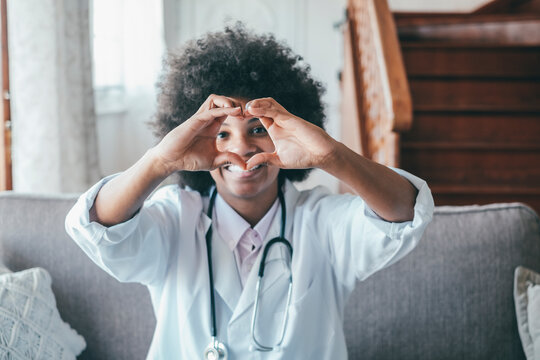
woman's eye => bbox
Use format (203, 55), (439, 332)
(216, 132), (228, 139)
(251, 126), (267, 135)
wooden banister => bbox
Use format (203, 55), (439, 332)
(0, 0), (12, 191)
(341, 0), (412, 169)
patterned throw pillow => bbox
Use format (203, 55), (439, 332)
(0, 267), (86, 359)
(514, 266), (540, 360)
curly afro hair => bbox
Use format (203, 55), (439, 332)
(152, 23), (326, 195)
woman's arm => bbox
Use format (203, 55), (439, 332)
(89, 148), (170, 226)
(320, 143), (416, 222)
(91, 95), (245, 226)
(244, 97), (417, 223)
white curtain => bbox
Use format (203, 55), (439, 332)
(93, 0), (165, 176)
(8, 0), (99, 193)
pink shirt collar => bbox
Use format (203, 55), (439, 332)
(213, 193), (280, 251)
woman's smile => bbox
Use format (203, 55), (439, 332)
(223, 163), (265, 177)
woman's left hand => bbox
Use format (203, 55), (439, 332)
(244, 98), (337, 170)
(245, 98), (417, 222)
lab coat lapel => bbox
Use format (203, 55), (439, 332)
(203, 213), (243, 313)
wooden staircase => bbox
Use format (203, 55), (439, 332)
(397, 15), (540, 212)
(341, 0), (540, 214)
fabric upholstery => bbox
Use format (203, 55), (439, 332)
(1, 192), (539, 359)
(0, 193), (155, 360)
(344, 203), (540, 360)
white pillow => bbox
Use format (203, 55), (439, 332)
(0, 266), (86, 359)
(514, 266), (540, 360)
(529, 284), (540, 360)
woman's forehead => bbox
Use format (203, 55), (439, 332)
(221, 116), (261, 127)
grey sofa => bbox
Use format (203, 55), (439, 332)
(0, 192), (539, 359)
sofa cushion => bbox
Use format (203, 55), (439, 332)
(344, 203), (540, 360)
(0, 266), (86, 359)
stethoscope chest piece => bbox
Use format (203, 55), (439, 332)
(204, 339), (228, 360)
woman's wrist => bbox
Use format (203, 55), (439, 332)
(145, 146), (177, 180)
(317, 140), (348, 176)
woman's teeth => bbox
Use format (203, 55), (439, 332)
(226, 164), (263, 173)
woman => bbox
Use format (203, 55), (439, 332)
(66, 25), (433, 359)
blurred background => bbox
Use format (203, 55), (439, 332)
(0, 0), (539, 212)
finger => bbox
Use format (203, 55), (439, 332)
(245, 98), (274, 110)
(213, 151), (246, 170)
(257, 116), (280, 146)
(245, 102), (282, 120)
(246, 152), (281, 169)
(189, 107), (242, 131)
(196, 94), (216, 113)
(198, 106), (241, 122)
(211, 96), (243, 110)
(258, 116), (274, 130)
(197, 94), (240, 113)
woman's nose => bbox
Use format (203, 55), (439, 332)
(224, 134), (257, 157)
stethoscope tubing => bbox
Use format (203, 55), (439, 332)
(250, 244), (293, 351)
(205, 184), (292, 356)
(206, 189), (219, 338)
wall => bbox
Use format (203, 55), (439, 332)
(97, 0), (347, 192)
(94, 0), (490, 192)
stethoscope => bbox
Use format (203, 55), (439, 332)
(203, 186), (293, 360)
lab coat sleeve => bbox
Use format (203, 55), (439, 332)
(306, 168), (434, 291)
(65, 174), (182, 286)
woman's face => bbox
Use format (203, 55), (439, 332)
(209, 98), (280, 202)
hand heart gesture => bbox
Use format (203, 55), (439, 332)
(244, 98), (335, 171)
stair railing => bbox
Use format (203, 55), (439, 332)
(341, 0), (412, 168)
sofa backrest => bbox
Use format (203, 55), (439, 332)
(0, 192), (155, 360)
(344, 202), (540, 360)
(1, 193), (539, 359)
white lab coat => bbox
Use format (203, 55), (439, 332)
(65, 168), (434, 359)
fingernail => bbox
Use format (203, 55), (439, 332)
(245, 101), (252, 110)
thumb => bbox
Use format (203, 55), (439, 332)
(259, 116), (274, 130)
(246, 152), (281, 169)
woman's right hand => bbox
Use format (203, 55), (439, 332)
(152, 95), (248, 175)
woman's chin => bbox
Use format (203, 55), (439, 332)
(226, 183), (267, 199)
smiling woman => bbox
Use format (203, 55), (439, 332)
(209, 99), (281, 225)
(152, 24), (326, 196)
(65, 23), (434, 359)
